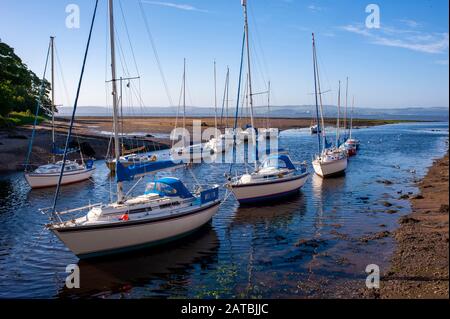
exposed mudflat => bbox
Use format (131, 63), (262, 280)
(375, 154), (449, 298)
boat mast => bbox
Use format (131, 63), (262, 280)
(312, 33), (322, 154)
(108, 0), (124, 203)
(313, 35), (326, 150)
(242, 0), (257, 169)
(50, 36), (56, 163)
(183, 58), (186, 147)
(214, 60), (218, 131)
(226, 66), (230, 128)
(345, 76), (348, 139)
(120, 76), (124, 153)
(336, 80), (341, 147)
(267, 81), (271, 129)
(350, 96), (354, 139)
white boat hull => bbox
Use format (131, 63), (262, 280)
(171, 143), (214, 162)
(51, 202), (220, 258)
(231, 173), (309, 204)
(312, 157), (347, 178)
(25, 168), (95, 189)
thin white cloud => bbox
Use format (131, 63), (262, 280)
(398, 19), (421, 28)
(142, 1), (209, 13)
(340, 24), (449, 54)
(435, 59), (449, 65)
(307, 4), (323, 12)
(340, 25), (371, 36)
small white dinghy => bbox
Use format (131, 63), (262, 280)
(25, 160), (95, 189)
(228, 154), (309, 204)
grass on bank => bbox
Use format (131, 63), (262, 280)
(0, 111), (46, 128)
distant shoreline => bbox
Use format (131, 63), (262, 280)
(56, 106), (450, 122)
(55, 115), (444, 123)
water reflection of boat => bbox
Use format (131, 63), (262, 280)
(57, 225), (219, 298)
(231, 192), (306, 226)
(311, 172), (346, 200)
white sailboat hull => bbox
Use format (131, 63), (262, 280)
(231, 174), (309, 204)
(51, 202), (220, 258)
(312, 157), (347, 178)
(25, 168), (95, 189)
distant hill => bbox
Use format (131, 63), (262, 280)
(57, 105), (449, 121)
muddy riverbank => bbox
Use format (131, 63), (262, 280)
(0, 125), (170, 172)
(374, 153), (449, 298)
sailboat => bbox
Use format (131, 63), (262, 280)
(258, 81), (278, 140)
(24, 36), (95, 189)
(170, 59), (214, 162)
(343, 96), (360, 154)
(204, 62), (234, 154)
(339, 78), (357, 156)
(45, 0), (221, 258)
(227, 0), (309, 204)
(311, 33), (347, 178)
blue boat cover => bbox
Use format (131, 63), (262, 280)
(261, 154), (296, 170)
(116, 159), (183, 182)
(145, 177), (194, 199)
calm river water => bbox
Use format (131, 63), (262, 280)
(0, 122), (448, 298)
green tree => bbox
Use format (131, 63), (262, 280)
(0, 40), (51, 116)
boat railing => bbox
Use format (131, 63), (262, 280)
(40, 203), (103, 217)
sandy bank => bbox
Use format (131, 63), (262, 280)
(377, 154), (449, 298)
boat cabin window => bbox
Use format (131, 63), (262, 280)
(262, 158), (288, 169)
(145, 182), (178, 196)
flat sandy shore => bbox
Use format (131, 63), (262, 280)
(68, 116), (409, 135)
(376, 153), (449, 298)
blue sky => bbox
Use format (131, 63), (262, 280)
(0, 0), (448, 109)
